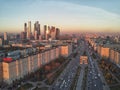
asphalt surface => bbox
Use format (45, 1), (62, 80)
(51, 41), (104, 90)
(76, 65), (85, 90)
(86, 44), (103, 90)
(51, 45), (84, 90)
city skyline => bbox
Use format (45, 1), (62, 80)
(0, 0), (120, 33)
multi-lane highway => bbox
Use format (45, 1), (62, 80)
(51, 43), (84, 90)
(86, 43), (103, 90)
(50, 40), (104, 90)
(52, 57), (79, 90)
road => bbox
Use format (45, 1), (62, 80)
(86, 43), (103, 90)
(76, 65), (85, 90)
(51, 55), (79, 90)
(50, 43), (84, 90)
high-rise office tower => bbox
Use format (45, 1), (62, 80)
(24, 23), (27, 32)
(50, 26), (56, 40)
(4, 32), (8, 41)
(27, 21), (31, 39)
(44, 25), (51, 40)
(34, 21), (40, 40)
(48, 26), (51, 31)
(4, 32), (8, 45)
(0, 38), (3, 46)
(34, 31), (38, 40)
(44, 25), (47, 34)
(56, 28), (60, 40)
(24, 23), (27, 39)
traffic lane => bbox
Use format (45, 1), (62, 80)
(88, 63), (102, 89)
(53, 59), (79, 90)
(52, 46), (84, 90)
(89, 67), (103, 89)
(87, 72), (92, 90)
(58, 68), (77, 89)
(87, 47), (103, 90)
(97, 77), (103, 90)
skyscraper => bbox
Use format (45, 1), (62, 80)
(56, 28), (60, 40)
(34, 21), (40, 40)
(44, 25), (51, 40)
(24, 23), (27, 32)
(50, 26), (56, 40)
(27, 21), (31, 39)
(24, 23), (27, 39)
(0, 38), (3, 46)
(4, 32), (8, 41)
(4, 32), (8, 45)
(34, 31), (38, 40)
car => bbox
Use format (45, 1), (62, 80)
(95, 76), (97, 79)
(94, 84), (96, 87)
(98, 74), (100, 77)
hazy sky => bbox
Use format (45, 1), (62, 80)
(0, 0), (120, 33)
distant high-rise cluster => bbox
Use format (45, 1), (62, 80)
(21, 21), (60, 40)
(44, 25), (60, 40)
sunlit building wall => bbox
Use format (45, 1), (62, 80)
(4, 32), (8, 41)
(50, 26), (56, 40)
(100, 47), (110, 58)
(2, 45), (71, 84)
(3, 61), (17, 84)
(60, 44), (72, 57)
(0, 38), (3, 46)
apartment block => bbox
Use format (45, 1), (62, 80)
(60, 44), (72, 57)
(109, 49), (115, 63)
(2, 45), (72, 84)
(0, 60), (2, 83)
(109, 48), (120, 66)
(100, 47), (110, 58)
(3, 61), (17, 84)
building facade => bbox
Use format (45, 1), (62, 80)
(2, 45), (71, 84)
(0, 61), (2, 83)
(27, 21), (31, 39)
(60, 44), (72, 57)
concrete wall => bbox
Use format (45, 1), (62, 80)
(2, 45), (72, 84)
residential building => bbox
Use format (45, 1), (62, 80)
(60, 44), (72, 57)
(100, 47), (110, 58)
(2, 44), (71, 84)
(0, 60), (2, 83)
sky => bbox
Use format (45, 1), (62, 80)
(0, 0), (120, 33)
